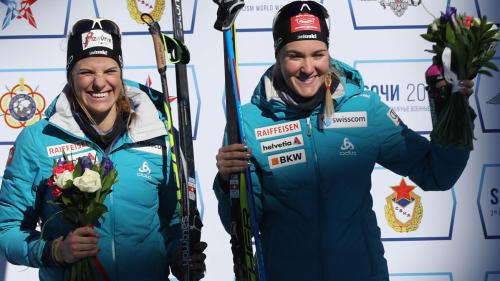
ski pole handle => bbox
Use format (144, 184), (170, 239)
(142, 14), (167, 73)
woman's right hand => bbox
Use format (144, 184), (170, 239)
(60, 226), (100, 263)
(215, 143), (252, 181)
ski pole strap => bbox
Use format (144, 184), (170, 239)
(213, 0), (245, 31)
(141, 13), (190, 65)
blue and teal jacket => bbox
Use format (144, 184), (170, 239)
(0, 84), (180, 281)
(214, 59), (470, 281)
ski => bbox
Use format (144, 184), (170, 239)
(141, 13), (202, 281)
(169, 2), (204, 281)
(213, 1), (266, 281)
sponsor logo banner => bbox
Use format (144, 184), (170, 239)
(255, 120), (301, 140)
(348, 0), (448, 29)
(478, 164), (500, 239)
(354, 59), (433, 134)
(93, 0), (196, 34)
(385, 178), (423, 233)
(124, 67), (201, 140)
(474, 58), (500, 133)
(268, 149), (306, 169)
(260, 134), (303, 153)
(0, 0), (70, 38)
(0, 77), (46, 129)
(371, 167), (454, 240)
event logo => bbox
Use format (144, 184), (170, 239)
(385, 178), (423, 232)
(127, 0), (165, 24)
(359, 0), (421, 17)
(1, 0), (38, 30)
(0, 78), (46, 128)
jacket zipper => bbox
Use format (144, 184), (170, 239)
(305, 115), (324, 280)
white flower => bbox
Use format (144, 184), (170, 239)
(431, 21), (439, 32)
(53, 170), (74, 189)
(73, 168), (102, 193)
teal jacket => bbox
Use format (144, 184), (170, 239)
(0, 85), (180, 281)
(214, 60), (470, 281)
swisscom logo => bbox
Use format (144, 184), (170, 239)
(477, 164), (500, 239)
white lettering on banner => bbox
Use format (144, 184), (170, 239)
(322, 111), (368, 129)
(268, 149), (306, 169)
(260, 134), (304, 153)
(255, 120), (301, 140)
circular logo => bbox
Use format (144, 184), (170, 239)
(9, 94), (36, 121)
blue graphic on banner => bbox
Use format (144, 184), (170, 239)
(220, 62), (272, 115)
(233, 0), (324, 32)
(474, 57), (500, 133)
(389, 272), (453, 281)
(485, 271), (500, 281)
(348, 0), (450, 30)
(92, 0), (198, 35)
(477, 164), (500, 239)
(373, 166), (456, 241)
(0, 66), (202, 141)
(0, 0), (71, 39)
(354, 59), (433, 134)
(123, 65), (202, 140)
(475, 0), (500, 25)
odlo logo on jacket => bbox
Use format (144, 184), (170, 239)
(137, 161), (152, 179)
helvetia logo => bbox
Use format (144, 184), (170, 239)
(260, 134), (304, 154)
(0, 78), (46, 129)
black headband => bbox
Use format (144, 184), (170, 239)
(272, 1), (330, 52)
(66, 18), (123, 77)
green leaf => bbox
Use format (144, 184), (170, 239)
(446, 23), (456, 43)
(483, 61), (499, 71)
(477, 70), (493, 76)
(73, 162), (82, 177)
(421, 33), (436, 42)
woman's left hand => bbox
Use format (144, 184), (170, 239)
(172, 241), (207, 280)
(457, 79), (474, 98)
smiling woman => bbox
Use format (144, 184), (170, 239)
(213, 1), (475, 281)
(0, 18), (206, 281)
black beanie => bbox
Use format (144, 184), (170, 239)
(272, 1), (330, 52)
(66, 18), (123, 77)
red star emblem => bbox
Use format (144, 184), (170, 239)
(391, 178), (415, 201)
(17, 0), (38, 28)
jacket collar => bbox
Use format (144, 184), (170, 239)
(45, 84), (167, 143)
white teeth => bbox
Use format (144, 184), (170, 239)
(91, 92), (107, 98)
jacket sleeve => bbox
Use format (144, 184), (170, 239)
(0, 127), (46, 267)
(213, 132), (264, 234)
(372, 93), (470, 191)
